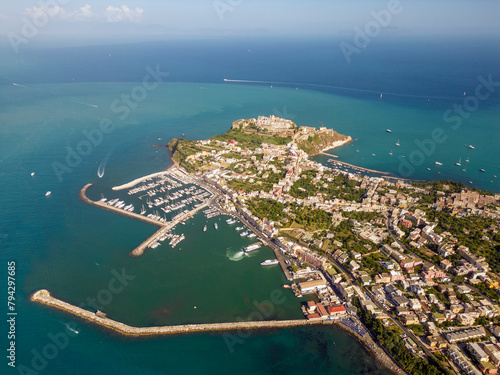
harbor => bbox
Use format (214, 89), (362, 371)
(79, 165), (294, 282)
(80, 167), (218, 257)
(31, 290), (324, 336)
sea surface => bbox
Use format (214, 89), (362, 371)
(0, 36), (499, 374)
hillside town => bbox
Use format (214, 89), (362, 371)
(169, 116), (500, 375)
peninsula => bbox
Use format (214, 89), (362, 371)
(35, 116), (500, 375)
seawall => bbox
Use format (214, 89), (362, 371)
(31, 290), (324, 336)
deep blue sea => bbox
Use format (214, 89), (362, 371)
(0, 36), (499, 374)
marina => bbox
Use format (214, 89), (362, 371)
(80, 167), (217, 257)
(324, 157), (391, 175)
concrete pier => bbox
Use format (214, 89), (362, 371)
(32, 290), (324, 336)
(111, 171), (171, 191)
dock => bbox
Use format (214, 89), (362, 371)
(31, 290), (324, 336)
(80, 182), (213, 257)
(319, 153), (391, 175)
(80, 184), (164, 228)
(130, 200), (211, 257)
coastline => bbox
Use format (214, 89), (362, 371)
(332, 320), (406, 375)
(75, 145), (409, 374)
(309, 137), (353, 156)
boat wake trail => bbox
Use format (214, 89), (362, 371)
(72, 100), (99, 108)
(226, 248), (246, 262)
(223, 79), (462, 100)
(64, 323), (79, 335)
(97, 152), (112, 178)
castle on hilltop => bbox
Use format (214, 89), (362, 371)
(232, 115), (297, 136)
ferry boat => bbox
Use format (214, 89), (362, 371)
(435, 161), (443, 166)
(395, 139), (400, 146)
(260, 259), (279, 266)
(243, 243), (261, 253)
(214, 223), (218, 230)
(203, 225), (207, 232)
(45, 191), (51, 197)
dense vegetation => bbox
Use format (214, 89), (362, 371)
(289, 172), (366, 202)
(418, 207), (500, 273)
(212, 128), (292, 148)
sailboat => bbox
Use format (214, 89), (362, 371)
(140, 205), (146, 215)
(465, 156), (470, 163)
(395, 139), (400, 146)
(467, 144), (475, 149)
(455, 158), (462, 167)
(389, 150), (393, 156)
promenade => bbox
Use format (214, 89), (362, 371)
(31, 290), (323, 336)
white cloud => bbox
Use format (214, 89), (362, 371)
(22, 4), (143, 23)
(79, 5), (94, 19)
(104, 5), (143, 23)
(24, 5), (68, 20)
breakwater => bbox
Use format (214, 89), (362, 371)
(112, 171), (171, 191)
(31, 290), (324, 336)
(320, 154), (392, 175)
(79, 184), (164, 227)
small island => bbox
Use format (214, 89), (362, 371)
(35, 116), (500, 375)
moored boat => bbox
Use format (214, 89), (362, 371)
(260, 259), (279, 266)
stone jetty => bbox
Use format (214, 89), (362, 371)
(79, 184), (163, 228)
(31, 290), (324, 336)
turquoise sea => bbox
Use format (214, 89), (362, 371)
(0, 36), (499, 374)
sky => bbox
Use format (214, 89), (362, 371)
(1, 0), (499, 46)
